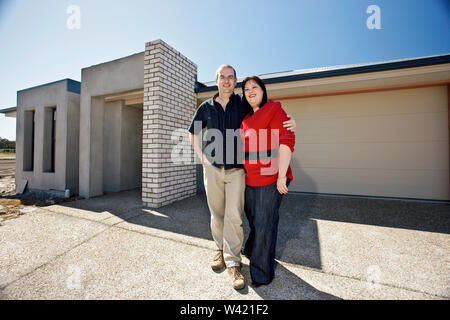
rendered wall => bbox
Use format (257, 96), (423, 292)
(79, 53), (144, 198)
(103, 100), (122, 192)
(15, 80), (80, 194)
(120, 105), (142, 191)
(101, 100), (142, 193)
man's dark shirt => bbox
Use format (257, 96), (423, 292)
(188, 93), (251, 170)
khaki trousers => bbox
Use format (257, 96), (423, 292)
(203, 165), (245, 268)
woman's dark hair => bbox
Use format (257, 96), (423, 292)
(241, 76), (268, 114)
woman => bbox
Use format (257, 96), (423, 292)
(240, 76), (295, 286)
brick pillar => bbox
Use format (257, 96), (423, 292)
(142, 39), (197, 208)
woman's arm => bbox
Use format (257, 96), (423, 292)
(277, 144), (292, 194)
(267, 102), (295, 194)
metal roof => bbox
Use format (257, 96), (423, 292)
(17, 78), (81, 94)
(0, 106), (17, 114)
(195, 53), (450, 93)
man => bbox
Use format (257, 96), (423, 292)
(188, 64), (295, 290)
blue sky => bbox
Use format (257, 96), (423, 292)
(0, 0), (449, 141)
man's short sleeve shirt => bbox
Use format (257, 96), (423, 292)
(188, 93), (248, 169)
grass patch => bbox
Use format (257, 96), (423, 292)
(0, 153), (15, 159)
(0, 149), (15, 159)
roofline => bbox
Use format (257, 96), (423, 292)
(17, 78), (81, 94)
(195, 54), (450, 93)
(82, 51), (145, 70)
(0, 106), (17, 113)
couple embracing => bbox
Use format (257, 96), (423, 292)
(188, 64), (296, 290)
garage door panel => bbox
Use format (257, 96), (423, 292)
(289, 167), (449, 200)
(282, 86), (448, 120)
(279, 85), (449, 200)
(293, 141), (449, 170)
(296, 112), (448, 143)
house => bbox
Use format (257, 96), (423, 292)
(1, 39), (449, 205)
(8, 79), (80, 195)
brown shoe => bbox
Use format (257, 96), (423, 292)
(211, 250), (225, 271)
(228, 266), (245, 290)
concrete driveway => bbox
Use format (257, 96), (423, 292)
(0, 189), (449, 300)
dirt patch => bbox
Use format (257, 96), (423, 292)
(0, 159), (80, 222)
(0, 153), (15, 160)
(0, 196), (80, 222)
(0, 198), (26, 221)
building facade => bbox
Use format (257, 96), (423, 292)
(2, 40), (450, 204)
(14, 79), (80, 196)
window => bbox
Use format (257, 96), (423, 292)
(23, 110), (35, 171)
(43, 106), (56, 172)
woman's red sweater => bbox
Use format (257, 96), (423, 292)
(240, 100), (295, 187)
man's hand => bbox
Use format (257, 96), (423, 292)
(202, 154), (212, 166)
(283, 115), (296, 132)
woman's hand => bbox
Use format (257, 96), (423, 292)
(277, 176), (288, 194)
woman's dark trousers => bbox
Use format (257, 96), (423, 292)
(243, 180), (289, 285)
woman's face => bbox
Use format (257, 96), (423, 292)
(244, 80), (264, 109)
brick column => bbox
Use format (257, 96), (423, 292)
(142, 39), (197, 208)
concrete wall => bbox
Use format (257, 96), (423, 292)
(120, 105), (142, 191)
(101, 101), (142, 193)
(80, 40), (196, 204)
(15, 79), (80, 194)
(79, 53), (144, 198)
(103, 101), (122, 192)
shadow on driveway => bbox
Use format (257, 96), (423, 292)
(59, 188), (449, 299)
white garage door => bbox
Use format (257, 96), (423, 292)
(280, 86), (449, 201)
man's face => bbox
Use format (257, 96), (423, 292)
(216, 67), (237, 94)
